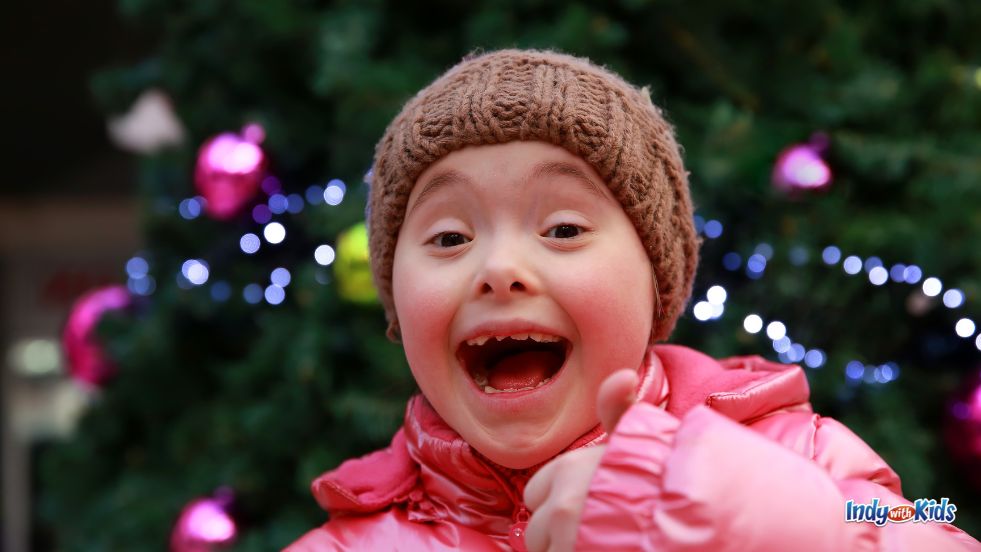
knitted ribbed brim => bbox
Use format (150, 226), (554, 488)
(368, 49), (699, 343)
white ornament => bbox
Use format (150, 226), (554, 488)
(107, 89), (185, 154)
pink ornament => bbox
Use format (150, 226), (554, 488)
(62, 285), (131, 387)
(194, 127), (267, 220)
(945, 370), (981, 492)
(170, 493), (237, 552)
(772, 134), (832, 193)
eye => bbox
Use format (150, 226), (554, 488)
(430, 232), (470, 248)
(545, 224), (584, 239)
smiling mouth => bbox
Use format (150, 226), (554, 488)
(457, 334), (570, 394)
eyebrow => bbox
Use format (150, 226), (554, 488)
(406, 159), (608, 217)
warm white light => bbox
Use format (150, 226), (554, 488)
(766, 321), (787, 340)
(314, 245), (336, 266)
(263, 222), (286, 244)
(706, 285), (727, 305)
(743, 314), (763, 334)
(955, 318), (976, 338)
(868, 266), (888, 286)
(693, 301), (713, 321)
(922, 277), (942, 297)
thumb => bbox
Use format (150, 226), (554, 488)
(597, 369), (639, 433)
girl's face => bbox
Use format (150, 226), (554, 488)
(392, 141), (654, 469)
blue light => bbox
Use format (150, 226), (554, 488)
(772, 336), (791, 353)
(261, 176), (281, 195)
(128, 275), (155, 296)
(845, 360), (865, 381)
(788, 343), (805, 362)
(306, 185), (324, 205)
(287, 193), (305, 214)
(880, 363), (898, 382)
(252, 204), (272, 224)
(747, 253), (767, 274)
(754, 243), (774, 260)
(903, 265), (922, 284)
(178, 197), (202, 220)
(264, 285), (286, 305)
(693, 215), (705, 233)
(863, 256), (883, 272)
(943, 289), (965, 308)
(126, 257), (149, 279)
(722, 252), (742, 271)
(324, 180), (346, 206)
(821, 245), (841, 265)
(804, 349), (825, 368)
(210, 281), (232, 302)
(889, 264), (906, 283)
(704, 220), (723, 239)
(243, 284), (263, 304)
(240, 233), (261, 254)
(271, 267), (292, 287)
(842, 256), (862, 275)
(268, 194), (288, 214)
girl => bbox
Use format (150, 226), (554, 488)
(288, 49), (978, 551)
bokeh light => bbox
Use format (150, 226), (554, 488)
(314, 244), (336, 266)
(263, 222), (286, 244)
(743, 314), (763, 334)
(766, 321), (787, 340)
(240, 233), (261, 254)
(922, 277), (942, 297)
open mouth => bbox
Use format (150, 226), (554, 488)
(457, 333), (570, 394)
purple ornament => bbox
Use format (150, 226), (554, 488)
(62, 286), (131, 387)
(170, 492), (237, 552)
(945, 370), (981, 492)
(194, 127), (267, 220)
(772, 134), (832, 193)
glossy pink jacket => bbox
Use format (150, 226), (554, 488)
(287, 345), (979, 551)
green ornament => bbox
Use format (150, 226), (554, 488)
(334, 222), (378, 304)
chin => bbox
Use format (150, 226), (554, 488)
(468, 425), (569, 469)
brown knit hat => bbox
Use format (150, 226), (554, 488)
(368, 49), (699, 344)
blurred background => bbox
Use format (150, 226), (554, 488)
(2, 0), (979, 550)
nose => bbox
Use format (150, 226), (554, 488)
(474, 238), (539, 301)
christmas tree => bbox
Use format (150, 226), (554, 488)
(39, 1), (980, 549)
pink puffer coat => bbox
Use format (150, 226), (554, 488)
(286, 345), (979, 551)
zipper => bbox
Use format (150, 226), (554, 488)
(508, 506), (530, 552)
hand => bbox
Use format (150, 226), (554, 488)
(522, 369), (639, 552)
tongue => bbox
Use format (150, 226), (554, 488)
(487, 350), (561, 390)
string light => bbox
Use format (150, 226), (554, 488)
(955, 318), (976, 338)
(263, 222), (286, 244)
(943, 289), (965, 309)
(240, 233), (261, 254)
(314, 245), (336, 266)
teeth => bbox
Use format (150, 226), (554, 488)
(466, 335), (491, 346)
(481, 377), (551, 394)
(466, 332), (561, 346)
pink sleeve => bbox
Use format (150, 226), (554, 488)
(576, 404), (979, 551)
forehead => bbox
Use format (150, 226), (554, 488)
(406, 141), (614, 215)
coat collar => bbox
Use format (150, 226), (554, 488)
(311, 344), (811, 523)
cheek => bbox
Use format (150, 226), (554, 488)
(561, 246), (654, 361)
(392, 251), (459, 379)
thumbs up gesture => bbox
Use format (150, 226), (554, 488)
(522, 369), (639, 552)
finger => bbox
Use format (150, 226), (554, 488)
(597, 369), (638, 433)
(523, 501), (551, 552)
(523, 458), (559, 511)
